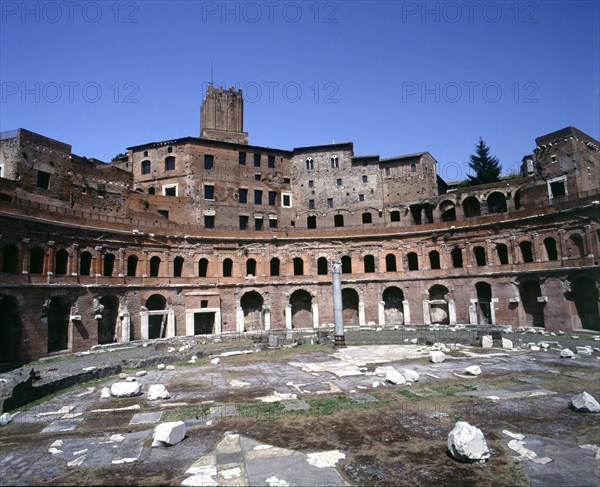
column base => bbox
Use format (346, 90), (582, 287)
(334, 335), (346, 347)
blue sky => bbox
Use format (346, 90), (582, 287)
(1, 0), (598, 181)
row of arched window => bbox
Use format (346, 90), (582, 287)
(0, 232), (588, 277)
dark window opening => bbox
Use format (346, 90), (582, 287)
(496, 244), (509, 265)
(150, 256), (160, 277)
(37, 171), (50, 189)
(204, 185), (214, 200)
(407, 252), (419, 271)
(268, 191), (276, 205)
(309, 199), (315, 209)
(239, 152), (246, 165)
(474, 246), (486, 266)
(429, 251), (440, 269)
(307, 215), (317, 229)
(293, 257), (304, 276)
(204, 215), (215, 228)
(158, 210), (169, 219)
(246, 259), (256, 276)
(141, 160), (151, 174)
(317, 257), (328, 275)
(334, 214), (344, 227)
(173, 256), (184, 277)
(239, 215), (249, 230)
(223, 258), (233, 277)
(268, 155), (275, 168)
(255, 218), (263, 231)
(364, 255), (375, 273)
(385, 253), (397, 272)
(341, 255), (352, 273)
(163, 186), (176, 196)
(254, 190), (263, 205)
(198, 258), (208, 277)
(204, 154), (214, 170)
(254, 154), (261, 167)
(270, 258), (280, 276)
(201, 300), (208, 308)
(269, 218), (278, 228)
(390, 211), (400, 222)
(239, 188), (247, 204)
(550, 180), (566, 198)
(362, 212), (372, 224)
(165, 156), (176, 171)
(451, 247), (463, 268)
(519, 241), (534, 263)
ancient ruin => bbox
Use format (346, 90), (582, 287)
(0, 84), (599, 365)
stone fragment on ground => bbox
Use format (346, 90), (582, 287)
(569, 391), (600, 413)
(211, 358), (220, 365)
(465, 365), (482, 376)
(100, 387), (111, 399)
(111, 381), (141, 397)
(502, 338), (513, 349)
(560, 349), (575, 358)
(385, 368), (406, 385)
(135, 370), (147, 377)
(429, 351), (446, 363)
(147, 384), (170, 400)
(447, 421), (490, 463)
(0, 412), (15, 426)
(402, 369), (419, 382)
(152, 421), (186, 447)
(481, 335), (493, 348)
(157, 364), (166, 370)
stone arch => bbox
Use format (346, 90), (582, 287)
(383, 286), (404, 325)
(462, 196), (481, 218)
(514, 189), (522, 209)
(293, 257), (304, 276)
(223, 258), (233, 277)
(55, 248), (69, 275)
(519, 240), (534, 263)
(363, 254), (376, 273)
(567, 233), (585, 258)
(429, 250), (441, 269)
(406, 252), (419, 271)
(97, 295), (119, 344)
(385, 253), (397, 272)
(290, 289), (312, 328)
(487, 192), (507, 214)
(30, 246), (44, 274)
(103, 252), (116, 276)
(198, 257), (209, 277)
(47, 295), (70, 353)
(519, 280), (545, 327)
(149, 256), (161, 277)
(173, 256), (184, 277)
(473, 246), (486, 266)
(440, 200), (456, 222)
(428, 284), (449, 324)
(0, 296), (21, 364)
(270, 257), (280, 276)
(341, 255), (352, 274)
(571, 277), (599, 331)
(342, 288), (359, 326)
(2, 243), (19, 273)
(475, 282), (493, 324)
(246, 258), (257, 276)
(126, 254), (139, 277)
(240, 290), (264, 332)
(145, 294), (167, 339)
(80, 251), (92, 276)
(317, 256), (328, 275)
(543, 237), (558, 261)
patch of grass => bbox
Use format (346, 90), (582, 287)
(163, 404), (212, 422)
(396, 389), (429, 402)
(237, 402), (286, 422)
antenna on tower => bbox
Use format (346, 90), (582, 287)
(210, 59), (214, 85)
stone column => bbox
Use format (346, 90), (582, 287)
(448, 299), (457, 325)
(469, 299), (478, 325)
(464, 241), (472, 268)
(490, 298), (498, 324)
(142, 251), (148, 278)
(531, 232), (540, 262)
(94, 246), (103, 277)
(557, 229), (567, 260)
(263, 306), (271, 331)
(332, 261), (345, 346)
(358, 302), (366, 327)
(70, 243), (79, 276)
(166, 308), (175, 338)
(46, 241), (55, 278)
(140, 309), (149, 340)
(509, 236), (518, 264)
(584, 224), (594, 257)
(119, 311), (130, 342)
(285, 304), (292, 330)
(311, 303), (319, 329)
(402, 300), (411, 324)
(441, 246), (449, 269)
(21, 238), (30, 274)
(422, 299), (431, 325)
(236, 306), (244, 333)
(118, 248), (125, 277)
(485, 239), (495, 266)
(378, 301), (386, 327)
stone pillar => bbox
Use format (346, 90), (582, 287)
(311, 303), (319, 329)
(264, 306), (271, 331)
(140, 309), (149, 340)
(509, 236), (518, 264)
(119, 311), (131, 342)
(464, 241), (472, 268)
(584, 224), (594, 257)
(485, 239), (495, 266)
(530, 232), (540, 262)
(557, 229), (567, 260)
(469, 299), (478, 325)
(378, 301), (386, 327)
(448, 298), (457, 325)
(70, 243), (79, 275)
(94, 245), (103, 277)
(402, 300), (411, 324)
(21, 238), (30, 274)
(166, 308), (175, 338)
(441, 246), (449, 269)
(422, 299), (431, 325)
(332, 261), (345, 346)
(142, 251), (148, 278)
(236, 306), (244, 333)
(358, 302), (366, 327)
(47, 241), (55, 278)
(118, 248), (125, 277)
(285, 304), (292, 330)
(490, 298), (498, 325)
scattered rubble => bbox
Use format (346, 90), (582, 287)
(385, 369), (406, 385)
(464, 365), (482, 376)
(429, 351), (446, 363)
(147, 384), (171, 401)
(110, 381), (141, 398)
(560, 349), (575, 358)
(447, 421), (490, 463)
(402, 369), (419, 382)
(570, 392), (600, 413)
(211, 358), (220, 365)
(152, 421), (186, 447)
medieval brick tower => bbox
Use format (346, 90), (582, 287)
(200, 84), (248, 144)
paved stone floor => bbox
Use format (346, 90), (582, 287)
(1, 339), (599, 486)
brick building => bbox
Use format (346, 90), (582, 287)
(1, 85), (599, 364)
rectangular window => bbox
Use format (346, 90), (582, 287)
(204, 154), (214, 170)
(37, 170), (50, 189)
(204, 185), (214, 200)
(167, 147), (173, 153)
(268, 191), (276, 205)
(254, 190), (263, 205)
(143, 151), (148, 157)
(239, 215), (249, 230)
(239, 188), (247, 203)
(254, 154), (261, 167)
(255, 174), (261, 181)
(284, 177), (290, 184)
(268, 155), (275, 168)
(359, 194), (365, 202)
(282, 193), (292, 207)
(165, 157), (176, 171)
(204, 215), (215, 228)
(308, 180), (314, 188)
(158, 210), (169, 219)
(309, 199), (315, 209)
(362, 175), (368, 183)
(141, 160), (151, 174)
(201, 300), (208, 308)
(163, 184), (177, 196)
(269, 217), (278, 229)
(255, 217), (263, 230)
(239, 152), (246, 165)
(385, 167), (391, 176)
(336, 178), (342, 186)
(327, 198), (334, 208)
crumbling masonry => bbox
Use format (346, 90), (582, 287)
(0, 84), (598, 364)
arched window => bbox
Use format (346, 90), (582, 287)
(410, 163), (417, 172)
(141, 160), (151, 174)
(543, 237), (558, 261)
(148, 186), (155, 195)
(164, 156), (176, 171)
(103, 253), (115, 276)
(463, 196), (481, 218)
(385, 253), (397, 272)
(487, 192), (507, 214)
(341, 255), (352, 274)
(451, 247), (463, 268)
(519, 241), (534, 263)
(496, 243), (509, 265)
(80, 251), (92, 276)
(198, 258), (208, 277)
(173, 256), (184, 277)
(473, 246), (486, 266)
(30, 247), (44, 274)
(150, 256), (161, 277)
(127, 255), (138, 277)
(246, 258), (256, 276)
(293, 257), (304, 276)
(306, 157), (313, 170)
(440, 200), (456, 222)
(55, 249), (68, 275)
(223, 258), (233, 277)
(2, 244), (19, 273)
(429, 250), (440, 269)
(568, 234), (585, 258)
(270, 258), (280, 276)
(363, 255), (375, 273)
(407, 252), (419, 271)
(331, 155), (339, 168)
(317, 257), (328, 275)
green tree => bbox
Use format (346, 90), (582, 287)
(465, 137), (501, 186)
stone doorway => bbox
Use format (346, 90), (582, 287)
(290, 290), (312, 328)
(572, 277), (600, 331)
(194, 312), (215, 334)
(383, 286), (404, 325)
(241, 291), (264, 332)
(0, 296), (21, 365)
(342, 288), (359, 326)
(47, 296), (70, 353)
